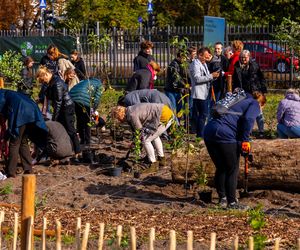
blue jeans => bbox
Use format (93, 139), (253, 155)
(277, 124), (300, 138)
(192, 98), (209, 138)
(256, 112), (264, 133)
(165, 91), (182, 114)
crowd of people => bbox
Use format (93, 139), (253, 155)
(0, 39), (299, 209)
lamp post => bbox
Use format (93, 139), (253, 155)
(147, 0), (153, 41)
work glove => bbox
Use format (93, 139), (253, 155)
(241, 142), (251, 155)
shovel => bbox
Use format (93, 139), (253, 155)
(239, 153), (253, 198)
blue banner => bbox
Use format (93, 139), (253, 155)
(203, 16), (225, 46)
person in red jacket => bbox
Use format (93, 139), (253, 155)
(225, 40), (244, 78)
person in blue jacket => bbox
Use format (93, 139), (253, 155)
(69, 79), (102, 145)
(0, 90), (48, 177)
(203, 90), (266, 209)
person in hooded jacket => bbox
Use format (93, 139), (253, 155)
(133, 40), (155, 71)
(277, 88), (300, 138)
(126, 61), (160, 92)
(0, 90), (48, 177)
(203, 91), (266, 209)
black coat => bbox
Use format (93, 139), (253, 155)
(233, 60), (267, 94)
(46, 74), (74, 121)
(126, 69), (151, 92)
(165, 58), (188, 93)
(72, 58), (87, 81)
(40, 55), (58, 74)
(133, 51), (154, 71)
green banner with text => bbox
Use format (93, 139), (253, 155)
(0, 36), (76, 62)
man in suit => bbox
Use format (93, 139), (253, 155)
(189, 47), (220, 138)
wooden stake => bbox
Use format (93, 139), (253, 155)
(169, 230), (176, 250)
(187, 230), (193, 250)
(149, 227), (155, 250)
(55, 220), (61, 250)
(26, 216), (33, 250)
(130, 227), (136, 250)
(298, 238), (300, 250)
(42, 217), (47, 250)
(21, 175), (36, 250)
(98, 223), (104, 250)
(81, 223), (90, 250)
(210, 232), (216, 250)
(274, 238), (280, 250)
(76, 217), (81, 250)
(0, 211), (3, 250)
(233, 236), (239, 250)
(249, 236), (254, 250)
(116, 225), (122, 247)
(13, 212), (18, 250)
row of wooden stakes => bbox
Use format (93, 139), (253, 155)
(1, 211), (300, 250)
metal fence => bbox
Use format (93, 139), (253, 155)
(0, 25), (298, 88)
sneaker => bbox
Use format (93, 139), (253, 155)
(227, 201), (250, 211)
(218, 197), (227, 209)
(142, 162), (158, 174)
(157, 156), (166, 168)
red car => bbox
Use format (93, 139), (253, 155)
(243, 41), (299, 73)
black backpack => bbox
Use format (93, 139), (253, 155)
(211, 88), (247, 118)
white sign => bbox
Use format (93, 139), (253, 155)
(40, 0), (46, 9)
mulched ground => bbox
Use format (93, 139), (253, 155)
(0, 129), (300, 249)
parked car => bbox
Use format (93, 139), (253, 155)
(243, 41), (299, 73)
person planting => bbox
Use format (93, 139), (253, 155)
(203, 90), (266, 209)
(111, 103), (174, 172)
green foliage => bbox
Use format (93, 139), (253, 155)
(263, 93), (283, 138)
(88, 32), (111, 53)
(274, 18), (300, 54)
(247, 204), (267, 250)
(62, 234), (75, 245)
(133, 129), (142, 164)
(35, 195), (47, 215)
(98, 88), (123, 116)
(195, 164), (208, 187)
(0, 50), (23, 89)
(0, 183), (13, 195)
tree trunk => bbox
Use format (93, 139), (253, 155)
(171, 139), (300, 192)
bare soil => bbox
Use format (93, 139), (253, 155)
(0, 129), (300, 249)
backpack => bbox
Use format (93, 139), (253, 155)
(211, 88), (247, 118)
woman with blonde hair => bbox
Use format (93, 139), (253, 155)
(36, 66), (81, 160)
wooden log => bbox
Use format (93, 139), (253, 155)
(249, 236), (254, 250)
(76, 217), (81, 250)
(21, 175), (36, 250)
(233, 236), (239, 250)
(1, 226), (55, 237)
(274, 238), (280, 250)
(116, 225), (122, 247)
(171, 139), (300, 192)
(210, 232), (216, 250)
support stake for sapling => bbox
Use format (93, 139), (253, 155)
(169, 230), (176, 250)
(13, 212), (18, 250)
(210, 232), (216, 250)
(55, 220), (61, 250)
(76, 217), (81, 250)
(81, 223), (90, 250)
(187, 230), (193, 250)
(233, 236), (239, 250)
(116, 225), (122, 247)
(42, 217), (47, 250)
(98, 223), (104, 250)
(249, 236), (254, 250)
(149, 227), (155, 250)
(130, 226), (136, 250)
